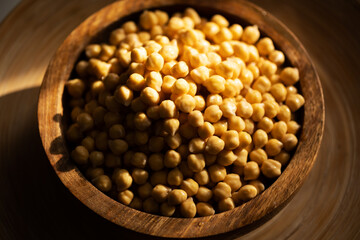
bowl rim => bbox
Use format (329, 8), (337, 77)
(37, 0), (325, 238)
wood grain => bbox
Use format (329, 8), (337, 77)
(1, 0), (359, 239)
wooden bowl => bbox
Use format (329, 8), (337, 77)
(37, 0), (324, 238)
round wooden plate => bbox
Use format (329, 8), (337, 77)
(0, 0), (359, 239)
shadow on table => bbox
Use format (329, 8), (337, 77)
(0, 87), (246, 240)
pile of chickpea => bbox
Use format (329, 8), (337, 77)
(65, 8), (305, 218)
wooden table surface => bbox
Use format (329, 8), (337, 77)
(0, 0), (359, 239)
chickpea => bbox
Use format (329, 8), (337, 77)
(161, 75), (176, 93)
(86, 168), (104, 180)
(252, 76), (271, 94)
(213, 120), (228, 137)
(184, 8), (201, 25)
(66, 79), (85, 98)
(204, 75), (226, 94)
(206, 94), (223, 106)
(245, 89), (262, 104)
(121, 22), (138, 34)
(204, 105), (223, 123)
(131, 152), (146, 168)
(249, 148), (267, 165)
(215, 60), (237, 79)
(181, 178), (199, 197)
(241, 25), (260, 44)
(221, 130), (240, 150)
(164, 150), (181, 168)
(139, 11), (158, 30)
(92, 175), (112, 192)
(205, 136), (225, 155)
(286, 94), (305, 112)
(188, 138), (205, 153)
(253, 129), (268, 148)
(228, 116), (245, 132)
(287, 120), (301, 134)
(249, 180), (265, 194)
(175, 94), (196, 113)
(269, 50), (285, 66)
(280, 67), (299, 86)
(240, 68), (254, 86)
(233, 148), (248, 167)
(233, 185), (258, 202)
(244, 161), (260, 180)
(251, 103), (265, 122)
(160, 202), (176, 217)
(171, 61), (189, 78)
(213, 27), (233, 44)
(71, 146), (89, 165)
(158, 100), (177, 119)
(272, 121), (288, 140)
(281, 133), (298, 151)
(89, 151), (104, 167)
(190, 52), (209, 68)
(195, 186), (212, 202)
(219, 41), (234, 58)
(166, 167), (183, 186)
(260, 60), (277, 78)
(194, 169), (210, 186)
(198, 122), (215, 139)
(270, 83), (287, 102)
(220, 100), (237, 118)
(265, 138), (284, 156)
(146, 105), (160, 120)
(145, 71), (163, 92)
(163, 118), (180, 136)
(144, 40), (162, 55)
(145, 52), (164, 72)
(208, 164), (227, 182)
(275, 107), (290, 123)
(165, 132), (182, 149)
(113, 169), (132, 191)
(180, 197), (197, 218)
(159, 44), (179, 62)
(232, 43), (248, 63)
(190, 66), (210, 85)
(203, 22), (220, 39)
(206, 52), (222, 68)
(154, 10), (169, 25)
(213, 182), (232, 200)
(148, 153), (164, 171)
(257, 117), (274, 133)
(197, 202), (215, 216)
(187, 153), (206, 172)
(187, 110), (204, 127)
(261, 159), (282, 178)
(236, 100), (253, 118)
(168, 16), (185, 32)
(224, 174), (242, 192)
(132, 168), (149, 185)
(152, 184), (171, 203)
(179, 122), (197, 139)
(256, 37), (275, 56)
(218, 198), (235, 212)
(118, 190), (134, 205)
(168, 189), (187, 205)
